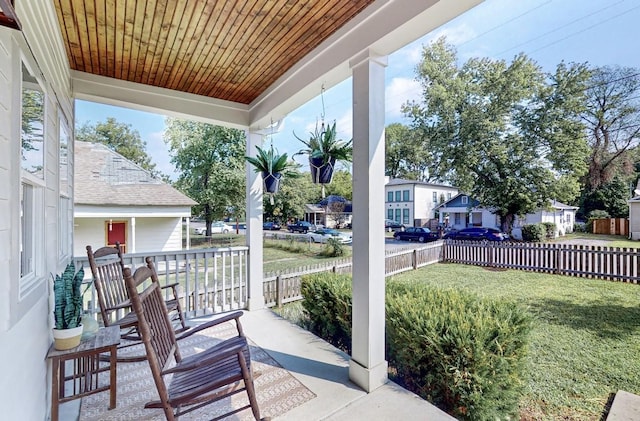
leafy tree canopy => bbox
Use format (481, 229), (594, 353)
(76, 117), (159, 176)
(164, 119), (246, 229)
(404, 37), (590, 232)
(385, 123), (432, 181)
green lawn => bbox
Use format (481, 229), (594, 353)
(389, 263), (640, 420)
(554, 232), (640, 248)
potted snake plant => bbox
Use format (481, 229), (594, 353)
(245, 145), (298, 193)
(294, 121), (352, 184)
(52, 262), (85, 350)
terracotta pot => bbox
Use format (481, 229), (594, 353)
(309, 156), (335, 184)
(52, 325), (83, 350)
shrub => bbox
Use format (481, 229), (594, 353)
(386, 279), (532, 420)
(300, 273), (532, 420)
(541, 222), (557, 239)
(521, 223), (545, 242)
(300, 273), (352, 353)
(320, 237), (345, 257)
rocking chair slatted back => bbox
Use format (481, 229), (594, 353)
(128, 265), (180, 371)
(123, 257), (265, 421)
(86, 244), (132, 327)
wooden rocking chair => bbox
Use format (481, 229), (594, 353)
(124, 258), (266, 421)
(86, 244), (188, 361)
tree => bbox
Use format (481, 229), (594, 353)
(164, 119), (246, 233)
(322, 170), (353, 200)
(582, 66), (640, 191)
(404, 38), (590, 232)
(76, 117), (159, 176)
(580, 177), (630, 218)
(385, 123), (432, 181)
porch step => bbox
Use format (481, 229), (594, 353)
(607, 390), (640, 421)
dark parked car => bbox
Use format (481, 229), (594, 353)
(263, 221), (281, 230)
(287, 221), (316, 233)
(394, 227), (439, 243)
(385, 219), (405, 232)
(444, 227), (507, 242)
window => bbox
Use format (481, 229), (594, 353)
(432, 192), (437, 202)
(455, 213), (461, 225)
(402, 209), (410, 225)
(402, 190), (410, 201)
(387, 191), (393, 202)
(59, 117), (71, 259)
(20, 61), (45, 300)
(447, 192), (452, 200)
(21, 64), (45, 179)
(395, 191), (401, 202)
(461, 196), (468, 204)
(387, 209), (394, 220)
(395, 208), (401, 221)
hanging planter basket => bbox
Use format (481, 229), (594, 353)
(262, 171), (282, 193)
(310, 156), (336, 184)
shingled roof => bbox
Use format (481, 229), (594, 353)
(74, 141), (196, 207)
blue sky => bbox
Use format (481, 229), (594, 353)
(75, 0), (640, 180)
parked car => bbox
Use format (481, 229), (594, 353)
(287, 221), (316, 233)
(194, 221), (232, 235)
(444, 227), (507, 242)
(394, 227), (439, 243)
(263, 221), (281, 230)
(307, 228), (352, 244)
(385, 219), (405, 232)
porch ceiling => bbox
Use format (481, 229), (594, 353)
(52, 0), (483, 129)
(53, 0), (375, 105)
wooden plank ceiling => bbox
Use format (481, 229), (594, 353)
(53, 0), (376, 104)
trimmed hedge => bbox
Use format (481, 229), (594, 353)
(521, 223), (545, 242)
(542, 222), (557, 238)
(386, 279), (532, 420)
(300, 273), (532, 420)
(300, 273), (352, 353)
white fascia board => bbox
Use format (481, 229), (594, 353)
(74, 205), (192, 218)
(249, 0), (483, 130)
(71, 71), (250, 129)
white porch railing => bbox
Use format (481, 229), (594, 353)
(74, 247), (249, 318)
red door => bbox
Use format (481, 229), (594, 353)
(106, 221), (127, 253)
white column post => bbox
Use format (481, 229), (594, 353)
(246, 130), (265, 310)
(349, 49), (388, 392)
(130, 217), (136, 253)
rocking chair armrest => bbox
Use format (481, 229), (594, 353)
(160, 282), (179, 290)
(162, 336), (248, 375)
(105, 300), (131, 311)
(175, 311), (244, 340)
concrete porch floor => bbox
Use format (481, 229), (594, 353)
(60, 308), (455, 420)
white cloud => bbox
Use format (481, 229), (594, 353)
(426, 22), (477, 46)
(385, 77), (421, 120)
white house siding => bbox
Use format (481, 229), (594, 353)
(629, 199), (640, 240)
(385, 179), (458, 226)
(74, 213), (187, 256)
(134, 217), (184, 252)
(0, 1), (74, 418)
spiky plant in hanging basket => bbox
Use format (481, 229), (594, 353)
(294, 121), (352, 165)
(53, 262), (85, 330)
(245, 145), (299, 193)
(294, 121), (352, 184)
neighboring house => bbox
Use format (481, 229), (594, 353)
(436, 194), (495, 230)
(515, 200), (579, 237)
(385, 178), (459, 227)
(436, 194), (579, 237)
(304, 196), (353, 228)
(627, 196), (640, 240)
(74, 141), (197, 256)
